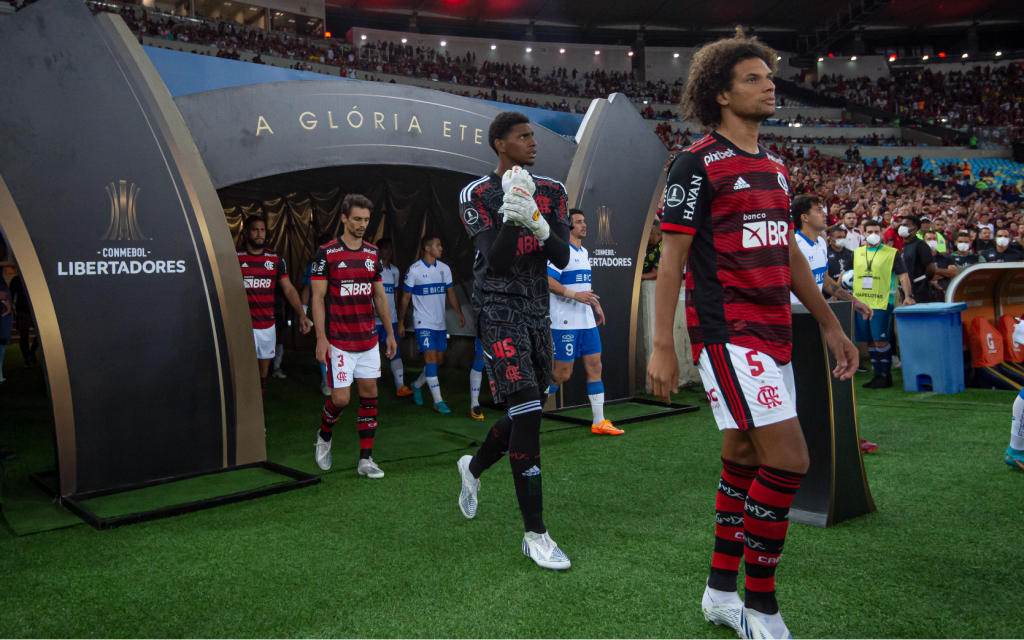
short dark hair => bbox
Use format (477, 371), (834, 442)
(242, 215), (266, 232)
(956, 230), (971, 239)
(792, 195), (822, 224)
(679, 29), (779, 128)
(421, 235), (439, 251)
(341, 193), (373, 219)
(829, 226), (847, 236)
(903, 214), (921, 229)
(863, 219), (882, 232)
(569, 208), (585, 219)
(488, 111), (530, 153)
(376, 237), (393, 248)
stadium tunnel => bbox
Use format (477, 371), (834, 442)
(154, 47), (586, 367)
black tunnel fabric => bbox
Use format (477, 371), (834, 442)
(219, 165), (484, 282)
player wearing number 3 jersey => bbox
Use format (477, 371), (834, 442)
(309, 194), (398, 480)
(647, 32), (858, 639)
(455, 111), (574, 571)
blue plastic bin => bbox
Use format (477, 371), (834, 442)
(893, 302), (967, 394)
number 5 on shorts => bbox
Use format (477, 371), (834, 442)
(746, 350), (765, 377)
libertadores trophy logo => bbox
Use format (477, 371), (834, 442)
(596, 205), (615, 245)
(102, 180), (149, 241)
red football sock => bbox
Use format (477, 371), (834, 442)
(320, 398), (341, 442)
(709, 457), (759, 592)
(743, 465), (805, 615)
(357, 396), (377, 459)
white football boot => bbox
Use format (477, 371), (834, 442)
(740, 608), (794, 639)
(314, 434), (332, 471)
(522, 531), (571, 570)
(357, 457), (384, 479)
(456, 455), (480, 519)
(702, 584), (744, 635)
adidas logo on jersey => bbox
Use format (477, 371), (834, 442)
(521, 465), (541, 477)
(733, 176), (751, 190)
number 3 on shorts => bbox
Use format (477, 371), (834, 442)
(746, 350), (765, 377)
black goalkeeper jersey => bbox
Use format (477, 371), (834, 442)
(459, 172), (572, 317)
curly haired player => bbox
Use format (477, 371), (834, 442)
(647, 31), (859, 638)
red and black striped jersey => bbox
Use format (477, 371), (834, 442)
(310, 237), (383, 352)
(238, 248), (288, 330)
(662, 133), (793, 364)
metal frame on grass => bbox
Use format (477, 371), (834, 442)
(542, 397), (699, 426)
(29, 461), (320, 530)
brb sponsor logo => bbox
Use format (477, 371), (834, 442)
(339, 282), (373, 296)
(742, 215), (789, 249)
(244, 277), (274, 289)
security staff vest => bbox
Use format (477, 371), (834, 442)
(853, 244), (898, 310)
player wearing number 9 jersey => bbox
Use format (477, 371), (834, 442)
(646, 33), (858, 639)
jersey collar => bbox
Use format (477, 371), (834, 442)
(420, 259), (437, 268)
(795, 230), (818, 246)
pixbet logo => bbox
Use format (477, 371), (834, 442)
(339, 282), (373, 296)
(703, 149), (736, 165)
(742, 221), (789, 249)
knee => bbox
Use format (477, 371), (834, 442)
(587, 360), (602, 379)
(331, 392), (350, 408)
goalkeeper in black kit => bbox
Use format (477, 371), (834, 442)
(455, 111), (574, 570)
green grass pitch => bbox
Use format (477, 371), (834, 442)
(1, 345), (1022, 638)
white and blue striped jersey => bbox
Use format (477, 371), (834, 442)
(375, 263), (400, 325)
(403, 259), (453, 330)
(548, 243), (597, 330)
(792, 230), (828, 303)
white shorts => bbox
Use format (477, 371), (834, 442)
(327, 344), (381, 388)
(697, 343), (797, 430)
(253, 326), (276, 360)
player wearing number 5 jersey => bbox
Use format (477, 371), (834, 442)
(310, 194), (398, 479)
(647, 33), (858, 639)
(455, 111), (574, 571)
(546, 208), (621, 436)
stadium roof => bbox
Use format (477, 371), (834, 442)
(329, 0), (1017, 32)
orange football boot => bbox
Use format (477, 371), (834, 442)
(396, 385), (414, 397)
(591, 420), (624, 435)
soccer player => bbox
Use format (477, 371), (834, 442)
(310, 194), (398, 478)
(396, 236), (465, 414)
(238, 216), (310, 395)
(375, 238), (412, 397)
(455, 111), (573, 570)
(546, 208), (622, 435)
(646, 33), (859, 638)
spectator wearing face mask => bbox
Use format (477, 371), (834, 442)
(826, 227), (854, 283)
(979, 229), (1023, 263)
(900, 215), (936, 304)
(917, 215), (946, 254)
(949, 230), (979, 268)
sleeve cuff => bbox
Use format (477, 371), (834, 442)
(402, 284), (413, 292)
(310, 276), (327, 281)
(661, 222), (696, 235)
(547, 267), (560, 279)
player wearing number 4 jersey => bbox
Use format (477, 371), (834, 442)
(456, 111), (574, 571)
(648, 32), (858, 639)
(238, 216), (310, 396)
(546, 208), (621, 435)
(310, 194), (398, 479)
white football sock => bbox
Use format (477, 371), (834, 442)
(391, 358), (404, 387)
(469, 369), (482, 408)
(589, 392), (605, 424)
(427, 376), (443, 403)
(1012, 396), (1024, 450)
(273, 345), (284, 370)
(412, 371), (426, 389)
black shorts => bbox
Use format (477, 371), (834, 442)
(478, 308), (552, 404)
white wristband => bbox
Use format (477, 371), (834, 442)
(302, 305), (308, 314)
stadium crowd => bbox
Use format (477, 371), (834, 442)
(812, 65), (1024, 140)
